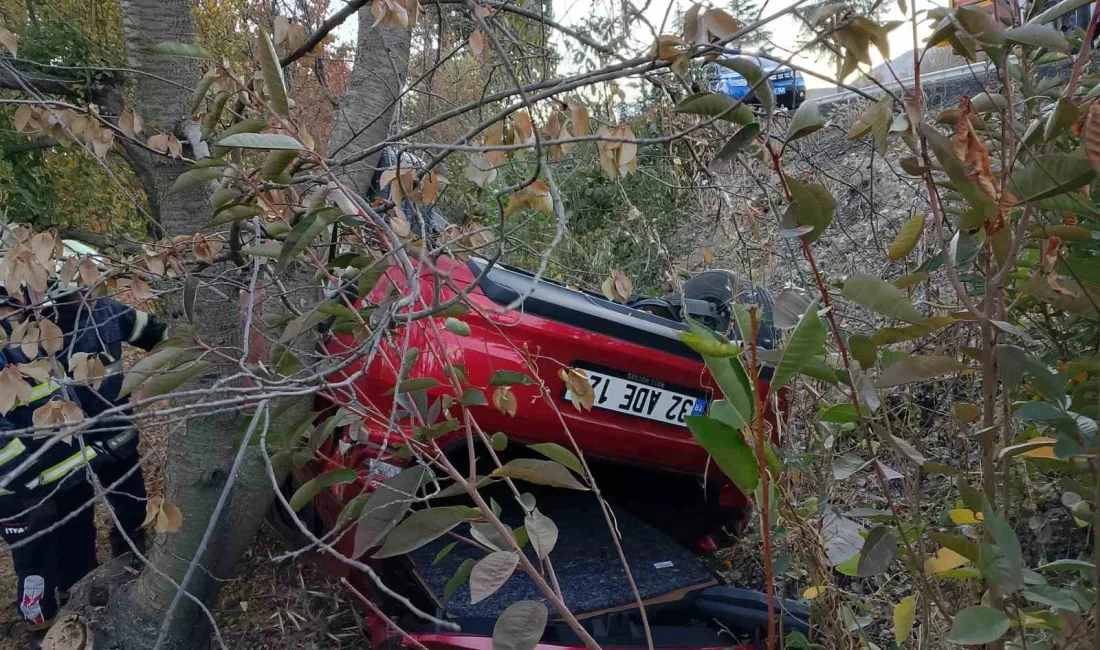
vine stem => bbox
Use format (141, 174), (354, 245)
(748, 309), (775, 650)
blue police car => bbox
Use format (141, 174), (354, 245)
(706, 53), (806, 110)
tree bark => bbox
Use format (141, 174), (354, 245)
(325, 13), (412, 191)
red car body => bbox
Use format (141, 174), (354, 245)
(320, 255), (786, 511)
(301, 254), (794, 650)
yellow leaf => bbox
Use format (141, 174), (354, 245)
(482, 120), (506, 166)
(952, 402), (981, 423)
(567, 100), (590, 137)
(887, 213), (925, 261)
(893, 596), (916, 644)
(703, 8), (740, 40)
(513, 111), (535, 145)
(492, 387), (518, 416)
(601, 269), (633, 303)
(924, 547), (969, 575)
(1020, 437), (1057, 458)
(948, 508), (983, 525)
(803, 585), (827, 599)
(38, 318), (63, 356)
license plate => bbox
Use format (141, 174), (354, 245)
(564, 363), (707, 428)
(775, 86), (786, 94)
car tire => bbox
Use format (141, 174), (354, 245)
(677, 270), (777, 348)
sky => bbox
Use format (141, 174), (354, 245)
(331, 0), (948, 89)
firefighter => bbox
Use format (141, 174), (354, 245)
(44, 279), (168, 557)
(0, 300), (99, 637)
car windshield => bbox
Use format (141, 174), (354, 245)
(712, 54), (785, 78)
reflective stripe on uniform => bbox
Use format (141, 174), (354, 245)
(12, 380), (62, 409)
(38, 448), (98, 485)
(128, 310), (149, 343)
(0, 439), (26, 466)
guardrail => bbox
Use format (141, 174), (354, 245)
(812, 59), (1001, 106)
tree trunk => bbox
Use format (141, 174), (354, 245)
(61, 5), (413, 649)
(326, 13), (412, 191)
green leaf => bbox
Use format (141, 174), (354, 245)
(685, 416), (759, 495)
(1021, 585), (1082, 612)
(919, 123), (996, 225)
(887, 213), (926, 261)
(1031, 0), (1094, 25)
(392, 378), (442, 394)
(1036, 558), (1096, 573)
(444, 558), (476, 600)
(848, 334), (878, 369)
(709, 122), (762, 170)
(492, 601), (548, 650)
(716, 58), (774, 116)
(842, 275), (925, 324)
(857, 526), (897, 577)
(821, 404), (860, 423)
(893, 596), (916, 644)
(433, 541), (458, 566)
(788, 180), (836, 244)
(416, 420), (459, 440)
(353, 465), (428, 557)
(445, 317), (471, 336)
(1044, 97), (1080, 141)
(492, 459), (587, 490)
(528, 443), (583, 474)
(258, 29), (290, 117)
(679, 333), (743, 357)
(278, 208), (337, 273)
(981, 501), (1025, 593)
(374, 506), (473, 558)
(947, 606), (1010, 645)
(470, 551), (520, 604)
(210, 119), (269, 157)
(787, 101), (825, 141)
(144, 42), (214, 59)
(136, 360), (210, 405)
(770, 299), (825, 392)
(1004, 23), (1070, 53)
(170, 167), (222, 193)
(876, 355), (966, 387)
(491, 432), (508, 451)
(262, 149), (299, 181)
(460, 387), (488, 406)
(686, 320), (755, 426)
(119, 344), (188, 398)
(846, 96), (893, 154)
(189, 69), (217, 118)
(209, 204), (262, 226)
(217, 132), (304, 151)
(1011, 152), (1097, 202)
(489, 370), (532, 386)
(289, 468), (357, 511)
(970, 92), (1008, 113)
(202, 91), (231, 139)
(675, 92), (754, 124)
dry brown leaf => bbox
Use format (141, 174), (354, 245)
(90, 127), (114, 159)
(13, 105), (34, 133)
(130, 276), (154, 302)
(11, 319), (40, 359)
(0, 365), (32, 415)
(567, 100), (590, 137)
(119, 107), (143, 139)
(601, 269), (633, 303)
(483, 120), (506, 165)
(38, 318), (63, 356)
(492, 386), (518, 417)
(0, 26), (18, 56)
(465, 155), (497, 187)
(653, 35), (685, 61)
(192, 234), (223, 264)
(78, 258), (101, 287)
(274, 15), (291, 46)
(703, 8), (740, 40)
(558, 367), (595, 411)
(371, 0), (410, 28)
(470, 29), (489, 58)
(32, 399), (84, 435)
(682, 3), (704, 45)
(142, 495), (184, 534)
(18, 359), (51, 383)
(505, 181), (553, 216)
(146, 133), (169, 154)
(1085, 101), (1100, 174)
(514, 111), (535, 145)
(420, 171), (439, 204)
(1041, 235), (1075, 296)
(70, 352), (107, 390)
(144, 253), (166, 276)
(473, 4), (492, 20)
(166, 134), (182, 158)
